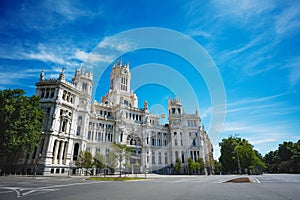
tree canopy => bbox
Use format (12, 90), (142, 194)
(111, 143), (133, 177)
(174, 158), (182, 174)
(94, 152), (106, 174)
(219, 136), (266, 174)
(76, 151), (94, 169)
(264, 140), (300, 173)
(0, 89), (44, 168)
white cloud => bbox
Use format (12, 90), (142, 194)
(211, 0), (274, 23)
(227, 92), (288, 108)
(275, 5), (300, 35)
(74, 49), (114, 63)
(225, 33), (266, 56)
(200, 106), (212, 118)
(23, 51), (65, 64)
(98, 36), (136, 52)
(283, 57), (300, 88)
(43, 0), (103, 21)
(186, 30), (212, 39)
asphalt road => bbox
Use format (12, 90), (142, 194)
(0, 174), (299, 200)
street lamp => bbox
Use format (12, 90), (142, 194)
(236, 150), (242, 175)
(234, 134), (242, 175)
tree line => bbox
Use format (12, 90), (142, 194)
(264, 140), (300, 173)
(216, 136), (300, 174)
(173, 157), (206, 175)
(76, 143), (134, 177)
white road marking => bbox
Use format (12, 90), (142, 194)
(0, 181), (106, 198)
(251, 177), (261, 183)
(0, 190), (14, 194)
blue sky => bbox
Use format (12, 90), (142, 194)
(0, 0), (299, 159)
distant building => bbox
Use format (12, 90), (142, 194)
(16, 60), (213, 175)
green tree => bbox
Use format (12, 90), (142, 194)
(214, 160), (222, 175)
(219, 136), (241, 173)
(264, 150), (280, 172)
(76, 151), (94, 175)
(219, 136), (265, 174)
(0, 89), (44, 171)
(106, 150), (118, 175)
(111, 143), (133, 177)
(187, 157), (195, 175)
(235, 143), (255, 171)
(94, 152), (106, 175)
(250, 151), (267, 174)
(195, 158), (205, 174)
(174, 158), (182, 174)
(123, 161), (131, 176)
(264, 140), (300, 173)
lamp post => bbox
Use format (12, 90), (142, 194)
(234, 134), (242, 175)
(236, 150), (242, 175)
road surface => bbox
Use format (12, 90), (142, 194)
(0, 174), (299, 200)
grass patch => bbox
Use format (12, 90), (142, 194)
(87, 177), (147, 181)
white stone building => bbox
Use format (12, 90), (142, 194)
(22, 60), (213, 175)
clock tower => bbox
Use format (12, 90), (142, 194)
(110, 58), (131, 94)
(102, 58), (138, 107)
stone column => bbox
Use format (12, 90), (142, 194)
(58, 141), (64, 164)
(53, 140), (59, 164)
(62, 142), (68, 165)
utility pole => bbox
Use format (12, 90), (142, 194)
(236, 150), (242, 175)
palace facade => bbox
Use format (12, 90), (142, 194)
(16, 60), (213, 175)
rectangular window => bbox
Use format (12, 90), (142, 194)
(76, 126), (81, 136)
(97, 132), (101, 141)
(165, 153), (168, 164)
(152, 152), (155, 164)
(87, 131), (91, 140)
(152, 138), (155, 146)
(158, 152), (162, 164)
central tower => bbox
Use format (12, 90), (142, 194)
(110, 58), (131, 94)
(102, 59), (138, 107)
